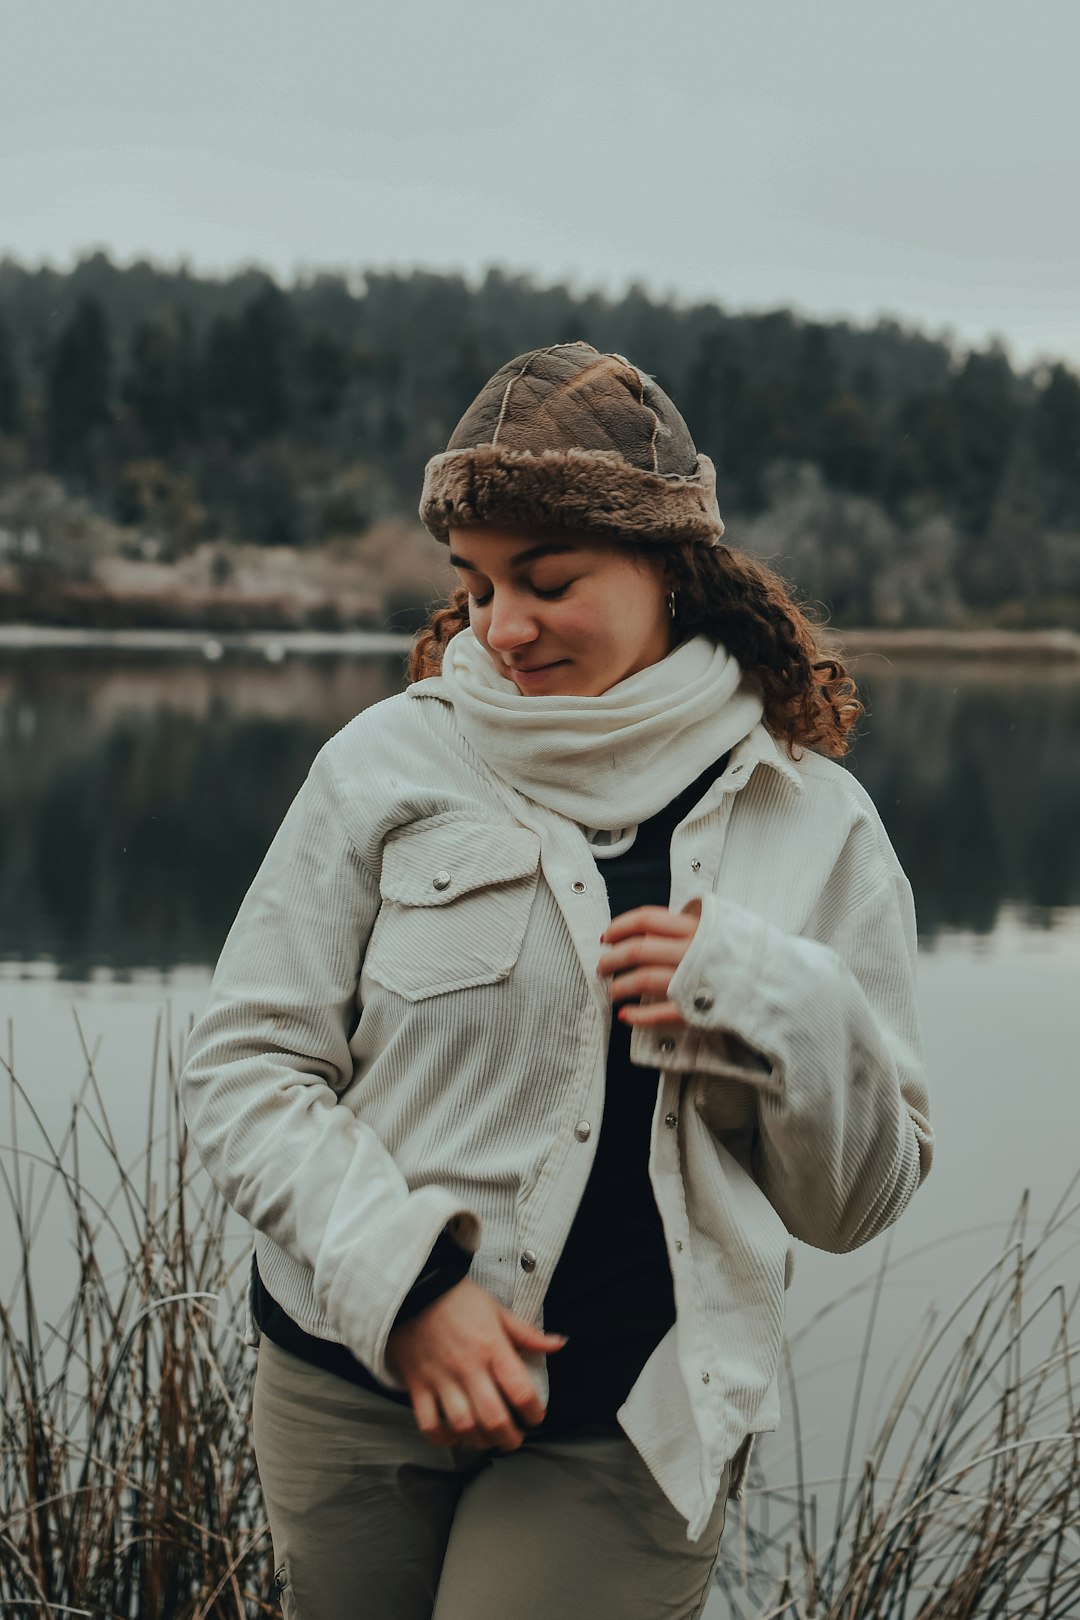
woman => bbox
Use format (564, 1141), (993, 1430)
(181, 342), (932, 1619)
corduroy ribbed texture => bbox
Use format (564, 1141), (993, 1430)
(180, 688), (932, 1540)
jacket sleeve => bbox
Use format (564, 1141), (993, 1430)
(632, 870), (932, 1253)
(180, 746), (480, 1385)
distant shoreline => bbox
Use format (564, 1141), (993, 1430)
(822, 627), (1080, 661)
(0, 624), (414, 656)
(0, 623), (1078, 662)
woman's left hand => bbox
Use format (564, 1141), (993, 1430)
(597, 905), (699, 1029)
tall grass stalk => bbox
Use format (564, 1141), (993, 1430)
(718, 1184), (1080, 1617)
(2, 1013), (1077, 1617)
(0, 1013), (273, 1618)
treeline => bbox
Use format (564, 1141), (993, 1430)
(1, 251), (1079, 626)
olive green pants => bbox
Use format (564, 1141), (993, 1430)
(253, 1337), (729, 1620)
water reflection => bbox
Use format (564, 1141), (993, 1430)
(1, 650), (1079, 977)
(845, 663), (1080, 940)
(0, 651), (404, 976)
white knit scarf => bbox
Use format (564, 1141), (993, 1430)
(438, 629), (765, 854)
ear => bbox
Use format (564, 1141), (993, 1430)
(657, 556), (680, 596)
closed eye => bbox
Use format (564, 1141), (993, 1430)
(468, 581), (573, 607)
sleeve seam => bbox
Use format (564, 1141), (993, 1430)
(319, 739), (380, 884)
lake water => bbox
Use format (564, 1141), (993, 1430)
(2, 646), (1079, 1613)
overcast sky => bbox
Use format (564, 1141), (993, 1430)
(3, 0), (1078, 368)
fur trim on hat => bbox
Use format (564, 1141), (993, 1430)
(419, 444), (725, 546)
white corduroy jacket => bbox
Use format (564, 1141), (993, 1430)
(181, 679), (932, 1540)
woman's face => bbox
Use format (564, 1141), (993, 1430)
(448, 526), (673, 698)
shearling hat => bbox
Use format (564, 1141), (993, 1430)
(419, 342), (724, 547)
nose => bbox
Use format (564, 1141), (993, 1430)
(483, 590), (539, 651)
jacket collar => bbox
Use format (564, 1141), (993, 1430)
(727, 723), (804, 793)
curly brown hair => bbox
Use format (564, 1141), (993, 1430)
(408, 540), (862, 758)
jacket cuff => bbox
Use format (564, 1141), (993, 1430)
(629, 894), (780, 1087)
(391, 1230), (474, 1328)
(317, 1190), (481, 1389)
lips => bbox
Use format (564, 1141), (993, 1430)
(507, 661), (571, 692)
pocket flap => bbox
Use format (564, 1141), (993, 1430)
(380, 821), (541, 906)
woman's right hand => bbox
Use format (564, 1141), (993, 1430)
(386, 1278), (567, 1451)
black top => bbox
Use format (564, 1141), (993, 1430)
(252, 750), (730, 1425)
(539, 749), (730, 1430)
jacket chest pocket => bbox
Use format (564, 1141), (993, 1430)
(364, 820), (542, 1001)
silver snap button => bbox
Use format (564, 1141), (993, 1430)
(690, 858), (702, 873)
(574, 1121), (592, 1142)
(432, 871), (451, 891)
(519, 1249), (537, 1272)
(571, 880), (587, 894)
(658, 1038), (675, 1055)
(692, 992), (714, 1012)
(664, 1111), (678, 1129)
(701, 1371), (711, 1385)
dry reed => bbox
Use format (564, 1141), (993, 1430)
(1, 1013), (274, 1618)
(2, 1012), (1077, 1617)
(717, 1185), (1080, 1617)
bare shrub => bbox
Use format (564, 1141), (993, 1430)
(0, 1016), (274, 1618)
(719, 1188), (1080, 1617)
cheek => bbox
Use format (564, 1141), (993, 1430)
(559, 598), (644, 653)
(558, 603), (601, 639)
(594, 594), (658, 648)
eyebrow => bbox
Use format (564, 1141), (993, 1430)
(447, 541), (578, 571)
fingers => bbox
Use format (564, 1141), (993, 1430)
(496, 1313), (564, 1429)
(439, 1375), (520, 1451)
(596, 940), (683, 1011)
(615, 998), (685, 1028)
(599, 935), (686, 975)
(603, 965), (675, 1005)
(411, 1361), (539, 1452)
(501, 1313), (568, 1355)
(439, 1382), (477, 1436)
(489, 1341), (547, 1430)
(597, 918), (695, 994)
(597, 911), (698, 1028)
(463, 1369), (526, 1451)
(412, 1379), (506, 1450)
(412, 1384), (459, 1448)
(412, 1384), (443, 1440)
(398, 1288), (559, 1451)
(603, 906), (697, 944)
